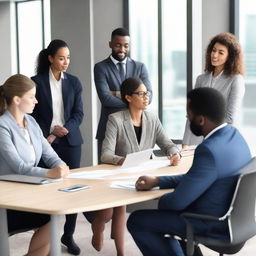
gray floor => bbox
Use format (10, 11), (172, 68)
(9, 213), (256, 256)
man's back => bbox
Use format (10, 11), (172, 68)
(189, 125), (251, 216)
(159, 125), (251, 218)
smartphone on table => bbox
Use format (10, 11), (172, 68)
(58, 184), (90, 192)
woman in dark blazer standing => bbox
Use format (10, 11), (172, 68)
(31, 39), (84, 255)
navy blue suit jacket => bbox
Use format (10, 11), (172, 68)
(94, 56), (151, 140)
(31, 72), (84, 146)
(159, 125), (251, 219)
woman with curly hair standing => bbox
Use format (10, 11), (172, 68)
(183, 32), (245, 148)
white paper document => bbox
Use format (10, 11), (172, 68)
(120, 148), (153, 169)
(110, 180), (160, 191)
(68, 159), (170, 179)
(68, 169), (118, 179)
(181, 150), (195, 157)
(68, 149), (170, 180)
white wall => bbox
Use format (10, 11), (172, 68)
(202, 0), (230, 65)
(93, 0), (123, 63)
(93, 0), (123, 149)
(0, 2), (16, 84)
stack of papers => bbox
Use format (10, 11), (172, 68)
(68, 159), (170, 180)
(68, 169), (118, 179)
(68, 149), (171, 180)
(120, 148), (153, 169)
(110, 181), (137, 190)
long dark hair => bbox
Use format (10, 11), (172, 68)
(35, 39), (68, 75)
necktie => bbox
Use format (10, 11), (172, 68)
(118, 62), (125, 82)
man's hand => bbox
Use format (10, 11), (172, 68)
(135, 176), (159, 191)
(46, 164), (69, 179)
(52, 125), (69, 137)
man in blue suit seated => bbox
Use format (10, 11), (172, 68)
(127, 87), (251, 256)
(94, 27), (152, 160)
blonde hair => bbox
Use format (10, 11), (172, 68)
(0, 74), (35, 115)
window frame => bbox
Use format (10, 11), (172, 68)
(124, 0), (201, 143)
(15, 0), (45, 74)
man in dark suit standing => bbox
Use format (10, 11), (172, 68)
(94, 27), (152, 160)
(127, 88), (251, 256)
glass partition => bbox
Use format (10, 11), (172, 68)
(238, 0), (256, 153)
(16, 0), (50, 77)
(128, 0), (187, 139)
(162, 0), (187, 139)
(129, 0), (158, 114)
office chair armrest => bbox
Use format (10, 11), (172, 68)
(181, 212), (224, 222)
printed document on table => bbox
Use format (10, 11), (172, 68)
(110, 180), (160, 191)
(68, 149), (171, 179)
(68, 159), (171, 179)
(120, 148), (153, 169)
(119, 158), (170, 173)
(68, 169), (118, 179)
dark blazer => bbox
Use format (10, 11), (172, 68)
(158, 125), (251, 234)
(31, 72), (84, 146)
(94, 56), (152, 140)
(101, 110), (179, 165)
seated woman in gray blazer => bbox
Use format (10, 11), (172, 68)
(91, 77), (180, 255)
(0, 74), (69, 256)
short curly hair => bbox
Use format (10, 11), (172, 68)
(188, 87), (226, 124)
(205, 32), (244, 76)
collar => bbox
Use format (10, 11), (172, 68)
(49, 68), (64, 82)
(204, 123), (227, 140)
(110, 55), (127, 65)
(211, 70), (224, 79)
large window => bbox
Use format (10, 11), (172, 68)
(162, 0), (187, 140)
(16, 0), (50, 77)
(234, 0), (256, 154)
(128, 0), (187, 140)
(128, 0), (159, 114)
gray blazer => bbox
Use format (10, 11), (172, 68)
(94, 56), (152, 140)
(183, 72), (245, 145)
(101, 110), (179, 165)
(0, 111), (64, 177)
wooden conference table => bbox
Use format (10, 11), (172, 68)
(0, 155), (193, 256)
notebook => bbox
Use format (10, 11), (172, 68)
(120, 148), (153, 169)
(0, 174), (63, 185)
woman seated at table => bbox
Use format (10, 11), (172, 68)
(91, 77), (180, 255)
(0, 74), (69, 256)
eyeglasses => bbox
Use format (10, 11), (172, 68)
(131, 91), (151, 98)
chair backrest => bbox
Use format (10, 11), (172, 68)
(228, 157), (256, 244)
